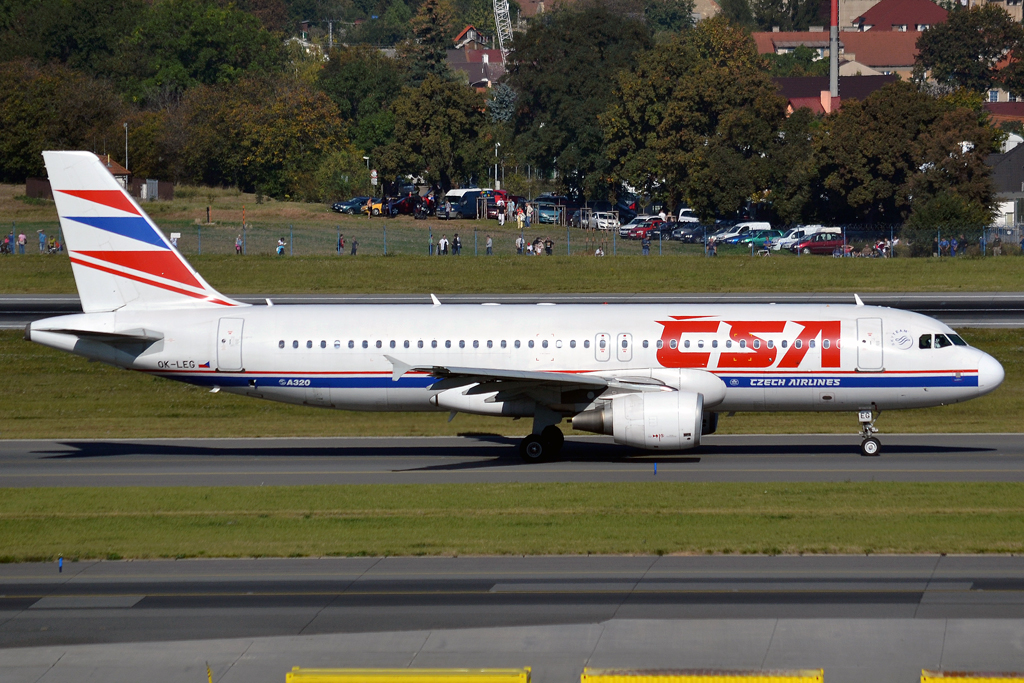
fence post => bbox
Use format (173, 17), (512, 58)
(429, 226), (433, 256)
(383, 223), (387, 256)
(659, 230), (663, 256)
(290, 225), (293, 256)
(937, 229), (941, 257)
(613, 228), (616, 256)
(243, 225), (247, 255)
(198, 226), (201, 255)
(567, 225), (570, 255)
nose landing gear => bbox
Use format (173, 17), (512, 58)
(858, 408), (881, 456)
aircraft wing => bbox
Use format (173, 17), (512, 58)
(385, 355), (607, 390)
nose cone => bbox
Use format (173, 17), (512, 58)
(977, 352), (1005, 395)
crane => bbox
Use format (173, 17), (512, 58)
(493, 0), (513, 64)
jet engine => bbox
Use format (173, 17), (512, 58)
(572, 390), (704, 450)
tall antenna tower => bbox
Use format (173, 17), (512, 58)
(493, 0), (513, 64)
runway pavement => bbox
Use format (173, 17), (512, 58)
(3, 556), (1024, 683)
(2, 292), (1023, 328)
(3, 434), (1024, 487)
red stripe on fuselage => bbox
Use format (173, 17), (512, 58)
(56, 190), (140, 215)
(76, 250), (201, 288)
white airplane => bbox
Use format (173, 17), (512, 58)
(28, 152), (1004, 459)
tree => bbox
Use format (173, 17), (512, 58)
(177, 75), (344, 197)
(763, 44), (829, 77)
(122, 0), (286, 102)
(404, 0), (456, 83)
(764, 107), (822, 224)
(0, 59), (124, 182)
(487, 83), (517, 123)
(751, 0), (824, 31)
(507, 0), (651, 199)
(602, 16), (785, 219)
(317, 46), (404, 151)
(376, 73), (489, 190)
(314, 143), (372, 201)
(914, 4), (1023, 94)
(643, 0), (696, 34)
(719, 0), (754, 28)
(901, 192), (992, 256)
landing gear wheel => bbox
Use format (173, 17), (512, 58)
(519, 435), (548, 463)
(860, 437), (881, 457)
(541, 425), (564, 452)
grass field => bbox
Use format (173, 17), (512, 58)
(3, 482), (1024, 561)
(2, 328), (1021, 439)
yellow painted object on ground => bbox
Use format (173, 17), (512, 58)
(581, 669), (824, 683)
(923, 672), (1024, 682)
(286, 668), (531, 683)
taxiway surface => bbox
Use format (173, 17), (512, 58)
(3, 434), (1024, 486)
(3, 556), (1024, 683)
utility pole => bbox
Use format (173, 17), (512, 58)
(123, 122), (128, 173)
(829, 0), (839, 98)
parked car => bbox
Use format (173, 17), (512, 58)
(387, 195), (420, 216)
(331, 196), (371, 214)
(715, 221), (772, 243)
(627, 217), (665, 239)
(671, 224), (709, 242)
(773, 225), (841, 251)
(592, 211), (620, 230)
(619, 215), (658, 237)
(739, 229), (785, 249)
(446, 191), (482, 219)
(361, 197), (385, 216)
(537, 204), (564, 224)
(792, 231), (846, 255)
(676, 207), (699, 223)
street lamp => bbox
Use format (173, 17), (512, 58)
(363, 156), (370, 197)
(494, 142), (500, 190)
(123, 122), (128, 174)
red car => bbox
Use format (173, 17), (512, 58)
(627, 219), (663, 240)
(792, 231), (846, 255)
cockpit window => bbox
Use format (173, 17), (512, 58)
(934, 334), (954, 349)
(919, 334), (932, 349)
(948, 334), (968, 347)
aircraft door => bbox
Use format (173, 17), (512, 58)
(216, 318), (244, 371)
(857, 318), (883, 370)
(616, 333), (632, 362)
(595, 333), (611, 362)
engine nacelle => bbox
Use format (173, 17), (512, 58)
(572, 390), (704, 450)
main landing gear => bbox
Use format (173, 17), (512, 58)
(858, 408), (881, 456)
(519, 408), (565, 463)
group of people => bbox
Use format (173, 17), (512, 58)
(515, 235), (554, 255)
(436, 234), (462, 255)
(935, 234), (969, 257)
(1, 230), (61, 255)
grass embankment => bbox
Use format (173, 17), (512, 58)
(1, 328), (1022, 439)
(3, 253), (1024, 295)
(3, 482), (1024, 561)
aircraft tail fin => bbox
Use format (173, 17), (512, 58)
(43, 151), (242, 313)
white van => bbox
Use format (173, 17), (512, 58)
(773, 225), (841, 251)
(677, 207), (699, 223)
(714, 221), (771, 243)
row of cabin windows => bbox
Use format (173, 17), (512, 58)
(276, 337), (835, 351)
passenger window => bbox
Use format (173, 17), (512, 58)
(306, 340), (313, 349)
(501, 340), (507, 348)
(404, 340), (410, 348)
(712, 340), (718, 348)
(809, 339), (816, 348)
(431, 340), (438, 348)
(697, 340), (704, 348)
(753, 340), (760, 349)
(375, 341), (382, 349)
(321, 340), (326, 349)
(459, 340), (465, 348)
(670, 339), (677, 349)
(334, 340), (341, 349)
(418, 340), (424, 348)
(823, 339), (830, 349)
(389, 340), (396, 349)
(766, 340), (773, 349)
(542, 340), (548, 348)
(445, 340), (452, 348)
(684, 340), (690, 348)
(599, 339), (606, 349)
(781, 340), (787, 349)
(487, 340), (493, 348)
(621, 339), (628, 349)
(293, 340), (299, 348)
(935, 334), (953, 349)
(739, 340), (746, 349)
(725, 340), (731, 348)
(584, 340), (590, 348)
(949, 334), (968, 347)
(278, 340), (285, 349)
(795, 340), (802, 349)
(515, 340), (521, 348)
(362, 340), (368, 349)
(570, 340), (577, 348)
(642, 340), (649, 348)
(348, 340), (354, 349)
(919, 334), (932, 349)
(529, 340), (535, 348)
(556, 340), (562, 348)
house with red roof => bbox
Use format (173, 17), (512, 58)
(851, 0), (946, 32)
(753, 29), (922, 79)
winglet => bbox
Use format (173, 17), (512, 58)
(430, 293), (441, 306)
(384, 354), (412, 382)
(854, 293), (864, 307)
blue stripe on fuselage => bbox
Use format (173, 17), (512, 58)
(722, 375), (977, 388)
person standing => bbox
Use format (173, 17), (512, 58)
(277, 237), (286, 255)
(338, 234), (345, 254)
(497, 205), (505, 227)
(515, 234), (524, 255)
(17, 232), (26, 254)
(486, 234), (493, 255)
(525, 204), (533, 228)
(38, 230), (46, 253)
(235, 234), (243, 255)
(544, 238), (553, 255)
(453, 233), (462, 255)
(439, 234), (449, 255)
(516, 208), (525, 232)
(350, 239), (358, 256)
(641, 234), (650, 256)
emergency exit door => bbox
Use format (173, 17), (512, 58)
(616, 333), (632, 362)
(857, 318), (883, 370)
(595, 333), (610, 362)
(217, 318), (244, 371)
